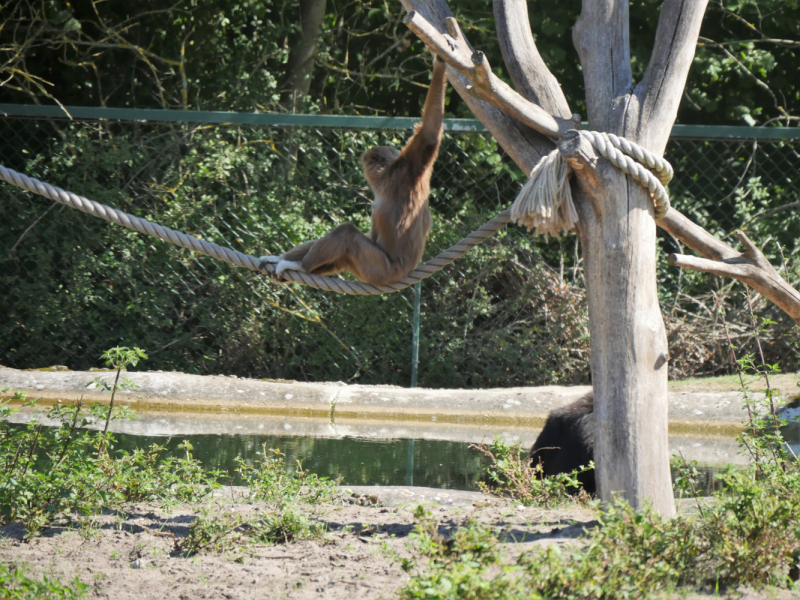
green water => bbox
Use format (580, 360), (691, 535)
(12, 417), (800, 494)
(113, 432), (490, 490)
(110, 431), (738, 496)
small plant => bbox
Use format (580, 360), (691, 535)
(236, 444), (339, 505)
(252, 508), (327, 545)
(174, 445), (336, 556)
(176, 508), (249, 556)
(0, 562), (88, 600)
(86, 346), (147, 440)
(470, 436), (592, 507)
(0, 394), (219, 537)
(402, 507), (518, 600)
(176, 506), (327, 557)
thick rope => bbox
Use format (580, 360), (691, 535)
(510, 130), (674, 236)
(1, 130), (671, 294)
(0, 164), (510, 296)
(583, 131), (672, 218)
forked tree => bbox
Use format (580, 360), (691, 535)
(399, 0), (800, 516)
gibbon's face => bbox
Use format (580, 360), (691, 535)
(362, 146), (400, 191)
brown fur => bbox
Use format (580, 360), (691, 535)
(271, 58), (447, 286)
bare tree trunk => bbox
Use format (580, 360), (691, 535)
(565, 130), (674, 514)
(282, 0), (328, 104)
(568, 0), (706, 515)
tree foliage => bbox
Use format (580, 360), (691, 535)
(2, 0), (798, 125)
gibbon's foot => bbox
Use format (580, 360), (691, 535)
(258, 255), (305, 284)
(258, 255), (291, 284)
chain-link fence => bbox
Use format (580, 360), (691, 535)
(2, 108), (799, 387)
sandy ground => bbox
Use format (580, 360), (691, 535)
(2, 487), (797, 600)
(1, 486), (596, 600)
(3, 369), (799, 598)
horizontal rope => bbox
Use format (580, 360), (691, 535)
(0, 164), (511, 296)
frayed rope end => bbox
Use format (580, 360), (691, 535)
(510, 148), (578, 238)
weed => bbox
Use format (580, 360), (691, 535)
(253, 508), (327, 545)
(173, 445), (336, 556)
(236, 444), (339, 505)
(0, 562), (88, 599)
(470, 436), (593, 507)
(175, 504), (328, 556)
(85, 346), (147, 443)
(0, 392), (220, 537)
(176, 508), (249, 556)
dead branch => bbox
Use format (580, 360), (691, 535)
(562, 136), (800, 325)
(401, 1), (800, 327)
(492, 0), (573, 118)
(402, 11), (575, 139)
(667, 228), (800, 324)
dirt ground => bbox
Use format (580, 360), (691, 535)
(2, 487), (797, 600)
(1, 486), (593, 600)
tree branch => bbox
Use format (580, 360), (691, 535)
(492, 0), (574, 118)
(560, 136), (800, 325)
(401, 0), (562, 166)
(572, 0), (632, 130)
(635, 0), (709, 153)
(661, 211), (800, 322)
(667, 229), (800, 324)
(403, 11), (574, 139)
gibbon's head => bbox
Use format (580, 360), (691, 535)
(362, 146), (400, 191)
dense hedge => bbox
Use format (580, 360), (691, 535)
(1, 119), (798, 386)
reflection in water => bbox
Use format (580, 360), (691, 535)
(111, 431), (737, 496)
(8, 410), (799, 496)
(112, 432), (490, 490)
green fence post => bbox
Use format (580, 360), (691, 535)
(411, 281), (421, 388)
(407, 281), (421, 486)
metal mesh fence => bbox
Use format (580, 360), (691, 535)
(1, 112), (799, 387)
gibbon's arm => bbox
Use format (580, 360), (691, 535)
(402, 56), (447, 163)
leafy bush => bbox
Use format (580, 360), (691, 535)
(0, 392), (221, 538)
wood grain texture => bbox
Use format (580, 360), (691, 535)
(403, 12), (572, 140)
(401, 0), (555, 166)
(567, 138), (674, 516)
(634, 0), (710, 153)
(665, 226), (800, 324)
(492, 0), (573, 118)
(572, 0), (632, 131)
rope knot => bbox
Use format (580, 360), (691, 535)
(509, 130), (673, 237)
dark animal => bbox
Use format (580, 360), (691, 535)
(529, 392), (595, 494)
(259, 56), (448, 286)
